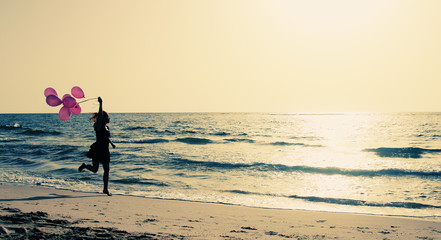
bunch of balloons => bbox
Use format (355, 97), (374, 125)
(44, 86), (85, 121)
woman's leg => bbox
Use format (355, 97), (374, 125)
(84, 159), (99, 173)
(102, 161), (111, 196)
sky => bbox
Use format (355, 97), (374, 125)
(1, 0), (441, 113)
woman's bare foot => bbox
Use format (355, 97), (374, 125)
(78, 163), (86, 172)
(103, 189), (112, 196)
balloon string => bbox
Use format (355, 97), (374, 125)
(77, 98), (98, 104)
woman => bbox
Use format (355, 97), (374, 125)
(79, 97), (116, 196)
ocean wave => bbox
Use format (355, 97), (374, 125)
(48, 167), (78, 174)
(117, 139), (170, 144)
(225, 189), (270, 195)
(171, 158), (259, 170)
(19, 129), (63, 136)
(0, 138), (22, 143)
(112, 178), (168, 187)
(290, 136), (321, 140)
(152, 130), (176, 135)
(270, 141), (302, 146)
(268, 141), (323, 147)
(182, 130), (198, 134)
(170, 158), (441, 178)
(49, 146), (83, 161)
(225, 190), (441, 209)
(211, 132), (230, 136)
(224, 138), (255, 143)
(0, 144), (81, 160)
(175, 137), (213, 145)
(122, 126), (148, 131)
(5, 158), (39, 166)
(0, 124), (22, 130)
(364, 147), (441, 158)
(288, 195), (441, 209)
(126, 167), (152, 172)
(0, 143), (40, 155)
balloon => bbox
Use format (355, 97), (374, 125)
(59, 106), (71, 121)
(71, 86), (85, 99)
(71, 104), (81, 115)
(43, 86), (89, 121)
(62, 94), (72, 100)
(62, 96), (77, 108)
(46, 95), (62, 107)
(44, 88), (58, 97)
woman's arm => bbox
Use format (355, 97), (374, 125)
(95, 97), (104, 130)
(109, 138), (116, 148)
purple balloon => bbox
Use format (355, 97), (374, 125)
(46, 95), (62, 107)
(62, 96), (77, 108)
(71, 86), (85, 99)
(71, 104), (81, 115)
(44, 88), (58, 97)
(59, 106), (71, 121)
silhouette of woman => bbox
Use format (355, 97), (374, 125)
(79, 97), (116, 196)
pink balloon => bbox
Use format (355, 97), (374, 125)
(59, 106), (71, 121)
(46, 95), (62, 107)
(44, 88), (58, 97)
(71, 104), (81, 115)
(71, 86), (85, 99)
(62, 96), (77, 108)
(62, 94), (72, 100)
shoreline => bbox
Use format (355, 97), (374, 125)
(1, 184), (440, 239)
(2, 182), (439, 222)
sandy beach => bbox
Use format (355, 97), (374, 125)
(0, 184), (439, 239)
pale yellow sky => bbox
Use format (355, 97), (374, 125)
(1, 0), (441, 113)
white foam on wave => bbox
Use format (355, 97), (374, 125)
(0, 169), (99, 193)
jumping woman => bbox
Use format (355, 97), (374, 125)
(79, 97), (116, 196)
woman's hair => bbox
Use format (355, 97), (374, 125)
(90, 111), (109, 121)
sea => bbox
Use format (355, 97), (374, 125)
(0, 112), (440, 220)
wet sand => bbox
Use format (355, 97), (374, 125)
(0, 184), (440, 239)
